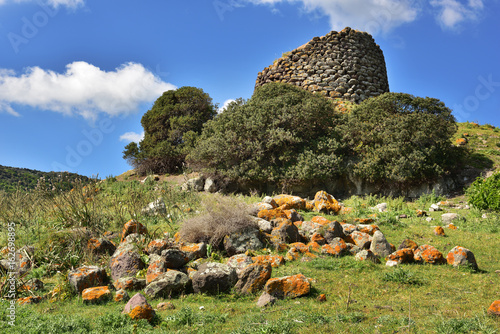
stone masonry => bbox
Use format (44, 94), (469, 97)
(255, 27), (389, 103)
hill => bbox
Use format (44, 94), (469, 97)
(0, 165), (91, 192)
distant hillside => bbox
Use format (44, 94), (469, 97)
(0, 165), (92, 192)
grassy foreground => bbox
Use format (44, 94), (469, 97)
(0, 175), (499, 334)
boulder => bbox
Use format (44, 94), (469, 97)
(273, 194), (306, 210)
(321, 238), (348, 257)
(271, 219), (301, 244)
(446, 246), (478, 270)
(264, 274), (311, 299)
(313, 190), (341, 214)
(398, 239), (418, 251)
(123, 293), (155, 322)
(121, 220), (148, 243)
(182, 176), (205, 191)
(110, 246), (145, 281)
(254, 218), (273, 234)
(371, 203), (387, 212)
(488, 300), (500, 316)
(251, 255), (285, 268)
(324, 221), (345, 243)
(355, 250), (380, 264)
(68, 266), (108, 294)
(113, 277), (147, 291)
(256, 292), (276, 307)
(179, 242), (207, 261)
(387, 248), (414, 264)
(144, 270), (190, 298)
(223, 227), (264, 256)
(157, 302), (176, 311)
(235, 262), (272, 294)
(310, 233), (326, 245)
(414, 245), (446, 265)
(434, 226), (445, 236)
(114, 289), (130, 302)
(299, 221), (324, 237)
(146, 239), (169, 255)
(262, 196), (278, 208)
(87, 237), (116, 257)
(227, 254), (254, 276)
(82, 286), (112, 304)
(161, 249), (189, 269)
(204, 177), (218, 193)
(441, 213), (459, 225)
(146, 256), (168, 284)
(369, 231), (392, 257)
(350, 231), (372, 249)
(192, 262), (238, 294)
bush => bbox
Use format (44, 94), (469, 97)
(178, 194), (257, 248)
(123, 86), (217, 175)
(466, 171), (500, 211)
(188, 83), (346, 187)
(343, 92), (458, 188)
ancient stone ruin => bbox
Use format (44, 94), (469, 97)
(255, 27), (389, 103)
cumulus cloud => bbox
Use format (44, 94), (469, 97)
(0, 61), (176, 120)
(120, 131), (144, 143)
(218, 99), (236, 113)
(430, 0), (484, 29)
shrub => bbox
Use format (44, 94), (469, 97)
(466, 171), (500, 211)
(343, 92), (459, 188)
(178, 194), (257, 248)
(188, 83), (346, 187)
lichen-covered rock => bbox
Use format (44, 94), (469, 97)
(192, 262), (237, 294)
(257, 292), (276, 307)
(446, 246), (478, 270)
(487, 300), (500, 316)
(350, 231), (372, 249)
(288, 242), (309, 253)
(87, 237), (116, 257)
(68, 266), (108, 294)
(285, 209), (303, 222)
(355, 250), (380, 263)
(271, 219), (301, 244)
(114, 289), (129, 302)
(235, 262), (272, 295)
(285, 247), (301, 261)
(434, 226), (445, 236)
(82, 286), (112, 304)
(310, 232), (326, 245)
(227, 254), (254, 276)
(110, 246), (145, 281)
(307, 241), (322, 253)
(17, 296), (42, 305)
(179, 242), (207, 261)
(313, 190), (341, 214)
(258, 208), (288, 221)
(121, 220), (148, 243)
(273, 194), (306, 210)
(387, 248), (414, 264)
(324, 221), (345, 243)
(146, 257), (168, 284)
(144, 270), (190, 298)
(251, 255), (286, 268)
(358, 224), (380, 236)
(224, 227), (264, 256)
(113, 277), (147, 291)
(157, 302), (176, 311)
(160, 249), (189, 269)
(21, 278), (44, 292)
(414, 245), (446, 265)
(299, 221), (324, 237)
(341, 223), (358, 235)
(254, 218), (273, 234)
(398, 239), (418, 251)
(322, 238), (348, 257)
(369, 231), (392, 257)
(262, 196), (278, 208)
(264, 274), (311, 299)
(123, 293), (155, 322)
(146, 239), (169, 255)
(182, 176), (205, 191)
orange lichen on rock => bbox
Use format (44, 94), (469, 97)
(434, 226), (445, 236)
(487, 300), (500, 316)
(258, 208), (288, 221)
(414, 245), (446, 265)
(17, 296), (42, 305)
(252, 255), (286, 268)
(264, 274), (311, 299)
(129, 304), (155, 322)
(446, 246), (478, 270)
(358, 224), (380, 236)
(82, 286), (112, 304)
(446, 223), (458, 230)
(416, 210), (427, 217)
(317, 294), (327, 302)
(273, 195), (306, 210)
(305, 201), (315, 211)
(307, 241), (322, 253)
(121, 220), (148, 242)
(313, 191), (341, 214)
(354, 218), (375, 224)
(286, 247), (301, 261)
(456, 138), (467, 146)
(310, 233), (326, 245)
(387, 248), (414, 264)
(289, 242), (309, 253)
(311, 216), (331, 225)
(321, 239), (348, 257)
(398, 239), (418, 251)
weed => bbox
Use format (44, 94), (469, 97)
(435, 315), (498, 334)
(382, 267), (423, 285)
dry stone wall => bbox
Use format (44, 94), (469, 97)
(255, 27), (389, 103)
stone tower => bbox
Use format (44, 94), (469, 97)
(255, 27), (389, 103)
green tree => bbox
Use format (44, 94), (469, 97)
(123, 87), (217, 175)
(343, 92), (458, 187)
(188, 83), (346, 186)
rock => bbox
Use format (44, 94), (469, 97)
(224, 227), (264, 256)
(258, 208), (288, 221)
(434, 226), (445, 236)
(121, 220), (148, 243)
(426, 217), (434, 222)
(235, 262), (272, 294)
(144, 270), (190, 298)
(113, 277), (147, 291)
(430, 204), (442, 211)
(82, 286), (112, 304)
(251, 255), (285, 268)
(441, 213), (459, 225)
(262, 196), (278, 208)
(355, 250), (380, 264)
(110, 246), (145, 281)
(273, 194), (306, 210)
(254, 218), (273, 234)
(317, 294), (327, 302)
(254, 202), (274, 212)
(372, 203), (387, 212)
(264, 274), (311, 299)
(299, 221), (324, 237)
(310, 232), (326, 245)
(114, 289), (129, 302)
(369, 231), (392, 257)
(257, 292), (276, 307)
(387, 248), (414, 264)
(87, 237), (116, 257)
(271, 219), (301, 244)
(17, 296), (42, 305)
(313, 190), (341, 214)
(146, 256), (168, 284)
(286, 247), (301, 261)
(398, 239), (418, 251)
(341, 223), (358, 235)
(346, 243), (362, 255)
(288, 242), (309, 253)
(446, 246), (478, 270)
(322, 238), (348, 257)
(22, 278), (44, 291)
(182, 176), (205, 192)
(285, 209), (304, 222)
(192, 262), (238, 294)
(227, 254), (254, 276)
(157, 302), (176, 311)
(350, 231), (372, 249)
(123, 293), (155, 322)
(68, 266), (108, 294)
(385, 260), (399, 267)
(161, 249), (189, 269)
(324, 221), (345, 243)
(358, 224), (380, 236)
(179, 242), (207, 261)
(204, 177), (218, 193)
(487, 300), (500, 316)
(146, 239), (169, 255)
(142, 198), (167, 216)
(414, 245), (446, 265)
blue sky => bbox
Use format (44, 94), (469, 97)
(0, 0), (498, 177)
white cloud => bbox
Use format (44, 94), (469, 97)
(430, 0), (484, 29)
(4, 0), (84, 8)
(218, 99), (236, 113)
(0, 61), (176, 120)
(120, 131), (144, 143)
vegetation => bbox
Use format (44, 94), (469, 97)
(466, 171), (500, 211)
(123, 87), (217, 175)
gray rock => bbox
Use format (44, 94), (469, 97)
(110, 247), (145, 281)
(257, 292), (276, 307)
(113, 277), (147, 291)
(254, 218), (273, 234)
(192, 262), (237, 294)
(372, 203), (387, 212)
(142, 198), (167, 216)
(324, 221), (345, 243)
(235, 262), (272, 294)
(446, 246), (478, 270)
(441, 213), (459, 225)
(182, 176), (205, 191)
(355, 250), (380, 264)
(271, 220), (301, 244)
(227, 254), (254, 276)
(68, 266), (109, 294)
(369, 231), (392, 257)
(160, 249), (189, 269)
(144, 270), (190, 298)
(204, 177), (218, 192)
(88, 237), (116, 257)
(122, 293), (155, 322)
(223, 227), (264, 256)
